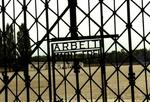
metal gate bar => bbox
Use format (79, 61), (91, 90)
(0, 0), (150, 102)
(127, 0), (135, 102)
(2, 0), (8, 101)
(51, 34), (118, 102)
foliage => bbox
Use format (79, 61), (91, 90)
(31, 48), (150, 65)
(17, 24), (31, 70)
(6, 24), (16, 68)
(0, 24), (31, 71)
(0, 24), (16, 68)
(0, 24), (150, 69)
(31, 56), (47, 62)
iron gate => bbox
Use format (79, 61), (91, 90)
(0, 0), (150, 102)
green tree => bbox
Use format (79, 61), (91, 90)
(17, 24), (31, 70)
(0, 29), (3, 67)
(0, 24), (16, 69)
(6, 24), (16, 68)
(0, 24), (31, 71)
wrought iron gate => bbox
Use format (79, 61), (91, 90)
(0, 0), (150, 102)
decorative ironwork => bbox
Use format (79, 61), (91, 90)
(0, 0), (150, 102)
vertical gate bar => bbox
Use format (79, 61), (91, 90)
(75, 64), (80, 102)
(45, 0), (52, 102)
(73, 58), (80, 102)
(127, 0), (135, 102)
(113, 0), (121, 101)
(87, 0), (93, 102)
(57, 0), (60, 38)
(88, 0), (91, 37)
(100, 1), (107, 102)
(68, 0), (78, 39)
(34, 0), (41, 99)
(2, 0), (8, 102)
(12, 0), (18, 100)
(68, 0), (79, 101)
(141, 0), (149, 101)
(63, 61), (67, 102)
(23, 0), (30, 102)
(52, 44), (56, 102)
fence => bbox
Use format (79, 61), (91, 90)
(0, 0), (150, 102)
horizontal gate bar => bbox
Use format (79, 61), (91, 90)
(51, 35), (118, 42)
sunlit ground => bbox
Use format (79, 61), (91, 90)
(0, 65), (150, 102)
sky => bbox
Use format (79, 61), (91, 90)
(0, 0), (150, 56)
